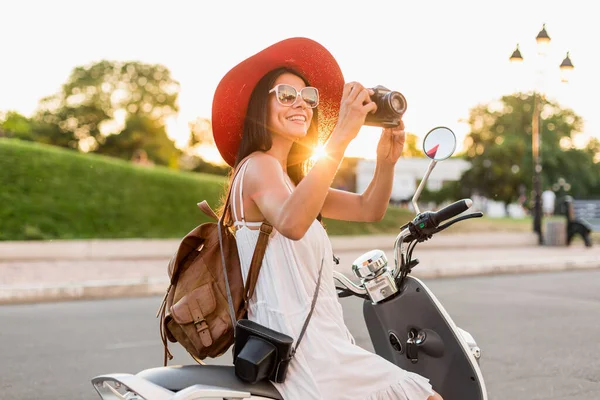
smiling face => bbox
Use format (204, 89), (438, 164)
(267, 72), (314, 142)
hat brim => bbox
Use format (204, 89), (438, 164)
(212, 37), (344, 167)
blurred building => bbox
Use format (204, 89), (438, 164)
(356, 158), (471, 202)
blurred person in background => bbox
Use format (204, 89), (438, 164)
(131, 149), (154, 167)
(542, 187), (556, 217)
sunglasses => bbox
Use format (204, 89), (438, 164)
(268, 84), (319, 108)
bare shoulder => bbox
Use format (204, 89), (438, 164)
(244, 152), (286, 185)
(246, 151), (280, 167)
(237, 152), (289, 222)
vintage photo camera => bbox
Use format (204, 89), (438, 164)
(233, 319), (294, 384)
(364, 85), (407, 128)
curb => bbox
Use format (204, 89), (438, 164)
(2, 259), (598, 305)
(0, 277), (170, 305)
(414, 258), (600, 279)
(0, 233), (540, 262)
(0, 239), (179, 262)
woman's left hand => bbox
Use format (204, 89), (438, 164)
(376, 120), (406, 165)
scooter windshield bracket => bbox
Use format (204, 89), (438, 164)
(351, 250), (399, 303)
(333, 271), (368, 296)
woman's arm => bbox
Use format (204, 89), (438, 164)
(322, 124), (406, 222)
(243, 82), (377, 240)
(243, 138), (346, 239)
(321, 159), (395, 222)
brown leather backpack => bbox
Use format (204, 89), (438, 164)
(157, 161), (272, 365)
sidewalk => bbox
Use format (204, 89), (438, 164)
(1, 232), (598, 304)
(0, 231), (540, 262)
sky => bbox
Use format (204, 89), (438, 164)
(1, 0), (598, 164)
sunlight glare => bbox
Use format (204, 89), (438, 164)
(196, 144), (227, 165)
(310, 145), (328, 163)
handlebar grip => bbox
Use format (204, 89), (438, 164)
(432, 199), (473, 224)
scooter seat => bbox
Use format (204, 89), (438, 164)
(137, 364), (283, 399)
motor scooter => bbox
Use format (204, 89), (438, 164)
(92, 126), (488, 400)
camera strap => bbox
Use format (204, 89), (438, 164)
(290, 255), (324, 358)
(217, 161), (324, 353)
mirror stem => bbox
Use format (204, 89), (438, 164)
(412, 159), (437, 214)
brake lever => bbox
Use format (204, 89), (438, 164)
(336, 289), (354, 298)
(434, 212), (484, 233)
(336, 287), (369, 300)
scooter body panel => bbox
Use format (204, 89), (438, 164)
(136, 365), (283, 399)
(364, 276), (487, 400)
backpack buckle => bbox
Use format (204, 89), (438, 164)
(194, 318), (213, 347)
(259, 224), (273, 236)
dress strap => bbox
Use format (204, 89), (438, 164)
(283, 177), (294, 193)
(231, 160), (250, 226)
(231, 159), (266, 228)
(231, 157), (289, 228)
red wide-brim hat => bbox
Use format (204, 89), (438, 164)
(212, 37), (345, 167)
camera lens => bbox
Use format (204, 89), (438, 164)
(388, 92), (406, 114)
(365, 86), (406, 128)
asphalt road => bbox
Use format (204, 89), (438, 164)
(1, 270), (599, 400)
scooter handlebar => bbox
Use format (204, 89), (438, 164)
(432, 199), (473, 225)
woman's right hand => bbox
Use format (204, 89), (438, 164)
(330, 82), (378, 147)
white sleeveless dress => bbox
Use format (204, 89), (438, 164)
(231, 161), (435, 400)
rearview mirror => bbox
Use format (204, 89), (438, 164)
(422, 127), (456, 161)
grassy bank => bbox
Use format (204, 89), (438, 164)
(1, 138), (536, 241)
(1, 139), (225, 240)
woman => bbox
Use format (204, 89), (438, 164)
(212, 37), (442, 400)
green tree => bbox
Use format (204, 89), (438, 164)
(585, 138), (600, 162)
(460, 92), (598, 204)
(179, 117), (230, 175)
(586, 139), (600, 197)
(404, 133), (425, 158)
(33, 60), (180, 162)
(97, 115), (181, 166)
(0, 111), (34, 140)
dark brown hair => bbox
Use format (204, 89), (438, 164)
(220, 68), (321, 221)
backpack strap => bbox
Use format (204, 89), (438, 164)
(244, 223), (273, 302)
(218, 156), (273, 332)
(197, 200), (218, 221)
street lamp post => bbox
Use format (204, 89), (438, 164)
(509, 24), (574, 245)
